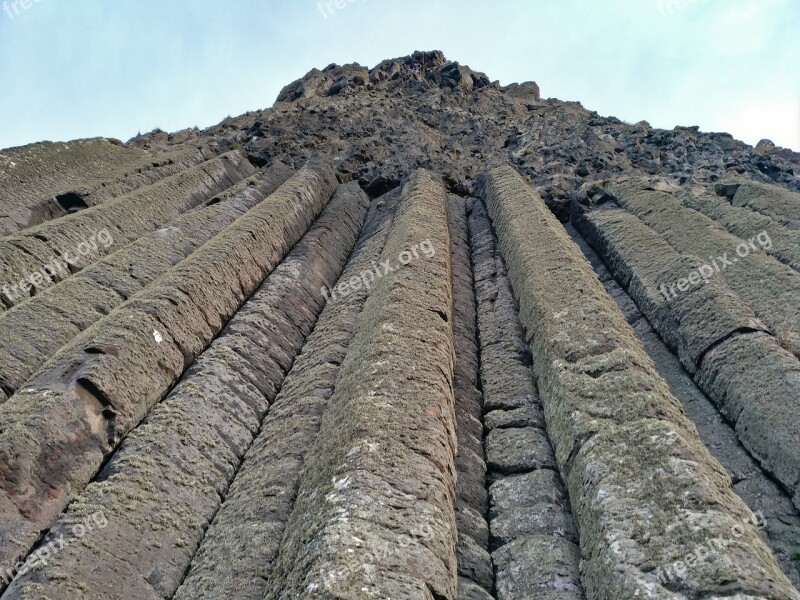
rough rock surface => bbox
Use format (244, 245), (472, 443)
(0, 50), (798, 599)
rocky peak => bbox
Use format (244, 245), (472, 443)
(129, 50), (798, 221)
(276, 50), (498, 103)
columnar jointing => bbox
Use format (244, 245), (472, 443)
(469, 200), (584, 600)
(678, 184), (800, 272)
(0, 161), (294, 401)
(572, 189), (800, 513)
(446, 196), (493, 600)
(481, 165), (799, 599)
(173, 187), (401, 600)
(0, 158), (337, 578)
(0, 140), (212, 236)
(266, 170), (458, 599)
(0, 150), (255, 309)
(1, 181), (369, 599)
(599, 179), (800, 358)
(565, 221), (800, 587)
(720, 180), (800, 226)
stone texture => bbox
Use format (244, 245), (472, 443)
(1, 50), (798, 600)
(0, 161), (293, 399)
(0, 158), (336, 575)
(601, 177), (800, 358)
(264, 170), (457, 599)
(681, 184), (800, 271)
(574, 199), (800, 513)
(493, 536), (584, 600)
(0, 151), (255, 309)
(470, 199), (585, 600)
(1, 180), (368, 599)
(447, 195), (492, 596)
(173, 188), (397, 600)
(482, 164), (799, 600)
(568, 224), (800, 587)
(0, 139), (210, 236)
(730, 181), (800, 226)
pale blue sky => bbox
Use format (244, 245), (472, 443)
(0, 0), (798, 150)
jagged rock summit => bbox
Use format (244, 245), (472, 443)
(0, 51), (798, 600)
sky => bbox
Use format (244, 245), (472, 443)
(0, 0), (798, 151)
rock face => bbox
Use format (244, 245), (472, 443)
(0, 50), (798, 599)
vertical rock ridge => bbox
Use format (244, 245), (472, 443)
(481, 164), (799, 600)
(0, 158), (337, 578)
(447, 196), (494, 599)
(173, 187), (401, 600)
(2, 180), (369, 600)
(572, 199), (800, 511)
(266, 169), (457, 599)
(469, 199), (584, 600)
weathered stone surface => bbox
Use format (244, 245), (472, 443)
(697, 333), (800, 503)
(490, 502), (578, 548)
(489, 470), (569, 519)
(0, 159), (336, 574)
(447, 195), (492, 595)
(0, 139), (210, 235)
(573, 203), (769, 370)
(470, 199), (585, 600)
(2, 180), (368, 600)
(458, 578), (495, 600)
(456, 506), (490, 550)
(173, 188), (396, 600)
(0, 150), (254, 309)
(483, 164), (799, 600)
(485, 428), (557, 475)
(574, 195), (800, 511)
(601, 178), (800, 358)
(493, 536), (584, 600)
(265, 170), (457, 599)
(569, 224), (800, 587)
(730, 181), (800, 226)
(681, 185), (800, 271)
(503, 81), (541, 102)
(0, 162), (293, 399)
(457, 534), (493, 591)
(485, 405), (545, 430)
